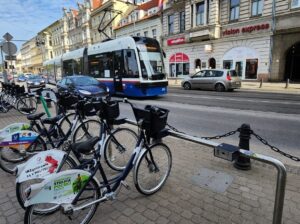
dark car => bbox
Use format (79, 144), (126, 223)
(18, 74), (27, 82)
(26, 75), (46, 88)
(57, 75), (109, 97)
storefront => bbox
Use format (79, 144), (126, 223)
(163, 22), (271, 80)
(169, 52), (190, 77)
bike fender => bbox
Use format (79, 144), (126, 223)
(0, 130), (39, 150)
(0, 123), (30, 138)
(16, 149), (67, 183)
(24, 169), (92, 207)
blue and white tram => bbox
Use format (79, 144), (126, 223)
(44, 36), (168, 97)
(86, 36), (168, 97)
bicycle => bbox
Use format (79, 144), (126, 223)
(0, 91), (102, 174)
(0, 82), (37, 115)
(16, 99), (137, 211)
(23, 100), (172, 224)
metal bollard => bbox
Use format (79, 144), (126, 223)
(259, 79), (263, 88)
(45, 92), (52, 108)
(285, 78), (289, 89)
(234, 124), (252, 170)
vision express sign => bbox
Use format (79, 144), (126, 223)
(223, 23), (270, 36)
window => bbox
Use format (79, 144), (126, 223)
(168, 14), (174, 34)
(230, 0), (240, 21)
(291, 0), (300, 8)
(223, 60), (233, 69)
(196, 2), (205, 25)
(179, 11), (185, 33)
(152, 29), (157, 39)
(124, 49), (139, 78)
(136, 33), (140, 37)
(252, 0), (263, 16)
(144, 31), (148, 37)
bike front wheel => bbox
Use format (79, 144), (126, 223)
(24, 178), (100, 224)
(134, 143), (172, 195)
(17, 96), (37, 115)
(104, 127), (138, 171)
(72, 119), (101, 143)
(16, 155), (77, 211)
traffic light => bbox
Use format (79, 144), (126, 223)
(4, 61), (8, 69)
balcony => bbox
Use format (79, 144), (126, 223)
(189, 25), (220, 41)
(164, 0), (186, 10)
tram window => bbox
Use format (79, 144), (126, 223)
(124, 49), (139, 78)
(88, 53), (113, 78)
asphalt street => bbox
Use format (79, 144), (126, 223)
(116, 87), (300, 159)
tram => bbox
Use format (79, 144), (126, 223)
(43, 36), (168, 97)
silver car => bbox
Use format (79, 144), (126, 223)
(181, 69), (242, 92)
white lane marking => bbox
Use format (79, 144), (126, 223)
(167, 93), (300, 105)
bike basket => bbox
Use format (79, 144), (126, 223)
(83, 102), (97, 116)
(133, 105), (169, 138)
(101, 101), (119, 120)
(59, 94), (78, 109)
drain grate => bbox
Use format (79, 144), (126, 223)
(191, 168), (234, 193)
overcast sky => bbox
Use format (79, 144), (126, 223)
(0, 0), (78, 51)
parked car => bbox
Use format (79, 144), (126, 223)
(57, 75), (109, 97)
(181, 69), (242, 92)
(17, 74), (27, 82)
(26, 75), (46, 88)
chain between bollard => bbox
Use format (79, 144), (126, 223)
(251, 131), (300, 162)
(166, 123), (239, 140)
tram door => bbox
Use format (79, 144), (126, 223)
(114, 51), (123, 93)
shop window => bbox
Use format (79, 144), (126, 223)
(208, 58), (216, 69)
(195, 59), (201, 71)
(223, 60), (233, 69)
(196, 2), (205, 26)
(245, 59), (258, 79)
(230, 0), (240, 21)
(144, 31), (148, 37)
(291, 0), (300, 8)
(252, 0), (263, 16)
(168, 14), (174, 34)
(179, 11), (185, 33)
(169, 63), (190, 77)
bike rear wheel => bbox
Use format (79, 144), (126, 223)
(24, 178), (100, 224)
(134, 143), (172, 195)
(104, 127), (138, 171)
(0, 137), (46, 174)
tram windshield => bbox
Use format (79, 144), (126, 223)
(136, 39), (166, 80)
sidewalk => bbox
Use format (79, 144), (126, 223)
(168, 79), (300, 94)
(0, 107), (300, 224)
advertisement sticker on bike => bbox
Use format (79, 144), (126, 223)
(16, 149), (66, 183)
(25, 170), (91, 206)
(0, 123), (30, 137)
(0, 130), (38, 149)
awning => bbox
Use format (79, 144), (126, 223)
(169, 53), (189, 63)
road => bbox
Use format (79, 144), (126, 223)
(116, 87), (300, 157)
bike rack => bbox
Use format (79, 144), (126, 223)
(125, 119), (287, 224)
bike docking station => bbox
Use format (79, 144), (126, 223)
(125, 119), (287, 224)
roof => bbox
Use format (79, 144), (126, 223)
(137, 0), (160, 11)
(71, 9), (79, 17)
(92, 0), (103, 9)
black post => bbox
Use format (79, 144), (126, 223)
(45, 92), (52, 108)
(234, 124), (251, 170)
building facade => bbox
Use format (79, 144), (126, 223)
(90, 0), (133, 44)
(162, 0), (300, 81)
(114, 0), (162, 42)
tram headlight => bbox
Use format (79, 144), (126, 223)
(106, 87), (110, 93)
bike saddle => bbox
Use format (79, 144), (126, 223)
(111, 118), (127, 125)
(71, 136), (100, 155)
(26, 112), (45, 120)
(42, 114), (64, 124)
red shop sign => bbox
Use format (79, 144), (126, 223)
(167, 37), (185, 46)
(169, 53), (189, 63)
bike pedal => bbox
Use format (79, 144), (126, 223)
(121, 181), (130, 190)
